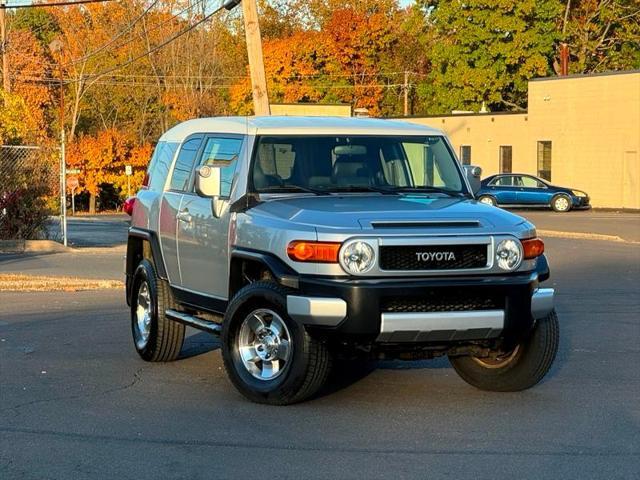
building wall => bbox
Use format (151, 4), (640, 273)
(405, 71), (640, 209)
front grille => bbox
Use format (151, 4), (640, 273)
(381, 292), (503, 313)
(379, 244), (487, 271)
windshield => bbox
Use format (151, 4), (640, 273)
(250, 135), (466, 195)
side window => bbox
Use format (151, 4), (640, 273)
(147, 141), (179, 191)
(199, 136), (243, 197)
(522, 176), (545, 188)
(170, 136), (202, 191)
(491, 176), (514, 186)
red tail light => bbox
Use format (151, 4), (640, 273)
(123, 197), (136, 216)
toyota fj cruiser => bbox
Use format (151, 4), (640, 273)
(125, 116), (558, 405)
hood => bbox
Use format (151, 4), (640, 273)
(250, 194), (532, 234)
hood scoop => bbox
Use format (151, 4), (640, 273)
(370, 220), (481, 229)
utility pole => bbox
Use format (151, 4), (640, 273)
(0, 0), (9, 92)
(241, 0), (270, 115)
(50, 39), (67, 246)
(403, 70), (410, 117)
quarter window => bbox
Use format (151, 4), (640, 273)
(147, 141), (179, 192)
(170, 137), (202, 191)
(499, 146), (512, 173)
(460, 145), (471, 165)
(537, 141), (552, 181)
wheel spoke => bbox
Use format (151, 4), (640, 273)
(277, 339), (290, 361)
(269, 316), (285, 339)
(261, 360), (280, 379)
(239, 345), (260, 364)
(247, 313), (267, 335)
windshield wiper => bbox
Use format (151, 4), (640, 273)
(391, 186), (468, 198)
(259, 185), (332, 196)
(330, 185), (400, 195)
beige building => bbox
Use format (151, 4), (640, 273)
(270, 103), (351, 117)
(406, 71), (640, 209)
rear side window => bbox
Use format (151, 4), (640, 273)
(491, 176), (514, 186)
(147, 141), (179, 191)
(170, 136), (203, 191)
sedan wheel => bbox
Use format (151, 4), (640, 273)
(478, 195), (497, 207)
(552, 195), (571, 212)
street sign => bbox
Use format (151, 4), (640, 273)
(67, 168), (81, 174)
(125, 165), (133, 176)
(67, 176), (79, 190)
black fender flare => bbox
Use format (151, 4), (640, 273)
(229, 248), (299, 298)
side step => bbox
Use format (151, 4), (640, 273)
(165, 309), (222, 335)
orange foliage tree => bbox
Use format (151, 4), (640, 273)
(66, 129), (151, 213)
(7, 29), (52, 140)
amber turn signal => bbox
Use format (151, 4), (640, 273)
(522, 238), (544, 259)
(287, 241), (341, 263)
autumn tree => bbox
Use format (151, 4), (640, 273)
(561, 0), (640, 73)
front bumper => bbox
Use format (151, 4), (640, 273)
(287, 271), (554, 346)
(572, 195), (591, 209)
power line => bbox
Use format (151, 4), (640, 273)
(0, 0), (115, 9)
(76, 1), (228, 83)
(61, 0), (162, 67)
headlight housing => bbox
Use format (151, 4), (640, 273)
(495, 239), (523, 271)
(339, 240), (375, 274)
(571, 190), (587, 197)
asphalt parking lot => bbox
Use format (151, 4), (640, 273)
(1, 213), (639, 479)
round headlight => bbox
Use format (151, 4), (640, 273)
(495, 239), (523, 271)
(340, 241), (375, 274)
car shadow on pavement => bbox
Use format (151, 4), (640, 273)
(179, 331), (220, 360)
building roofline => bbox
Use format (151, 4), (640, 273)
(390, 111), (528, 119)
(530, 69), (640, 82)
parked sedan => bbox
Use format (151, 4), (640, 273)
(477, 174), (590, 212)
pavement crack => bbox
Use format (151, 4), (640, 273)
(0, 366), (148, 414)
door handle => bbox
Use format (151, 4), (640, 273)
(176, 210), (192, 223)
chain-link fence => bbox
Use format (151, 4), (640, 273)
(0, 145), (62, 241)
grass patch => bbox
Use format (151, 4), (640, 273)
(0, 274), (123, 292)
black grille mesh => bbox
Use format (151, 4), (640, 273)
(381, 292), (503, 313)
(379, 244), (487, 271)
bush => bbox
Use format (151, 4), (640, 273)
(0, 156), (54, 240)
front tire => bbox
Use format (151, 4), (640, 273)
(551, 194), (572, 212)
(131, 259), (185, 362)
(222, 282), (332, 405)
(449, 310), (559, 392)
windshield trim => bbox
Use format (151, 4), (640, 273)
(248, 134), (471, 197)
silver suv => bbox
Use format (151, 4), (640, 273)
(125, 116), (558, 404)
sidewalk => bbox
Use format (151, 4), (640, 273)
(518, 210), (640, 243)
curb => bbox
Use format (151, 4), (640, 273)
(0, 240), (126, 255)
(538, 229), (638, 244)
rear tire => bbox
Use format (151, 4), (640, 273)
(222, 281), (332, 405)
(551, 194), (572, 212)
(449, 310), (559, 392)
(478, 195), (497, 207)
(131, 259), (185, 362)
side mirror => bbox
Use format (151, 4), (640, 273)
(464, 165), (482, 195)
(195, 166), (224, 218)
(195, 165), (221, 198)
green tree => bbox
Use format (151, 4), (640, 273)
(419, 0), (563, 113)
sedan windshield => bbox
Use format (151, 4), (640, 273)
(251, 135), (466, 195)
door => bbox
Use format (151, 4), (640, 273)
(158, 135), (203, 285)
(516, 175), (552, 205)
(488, 175), (519, 204)
(177, 135), (244, 298)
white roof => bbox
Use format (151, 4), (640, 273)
(159, 116), (443, 143)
